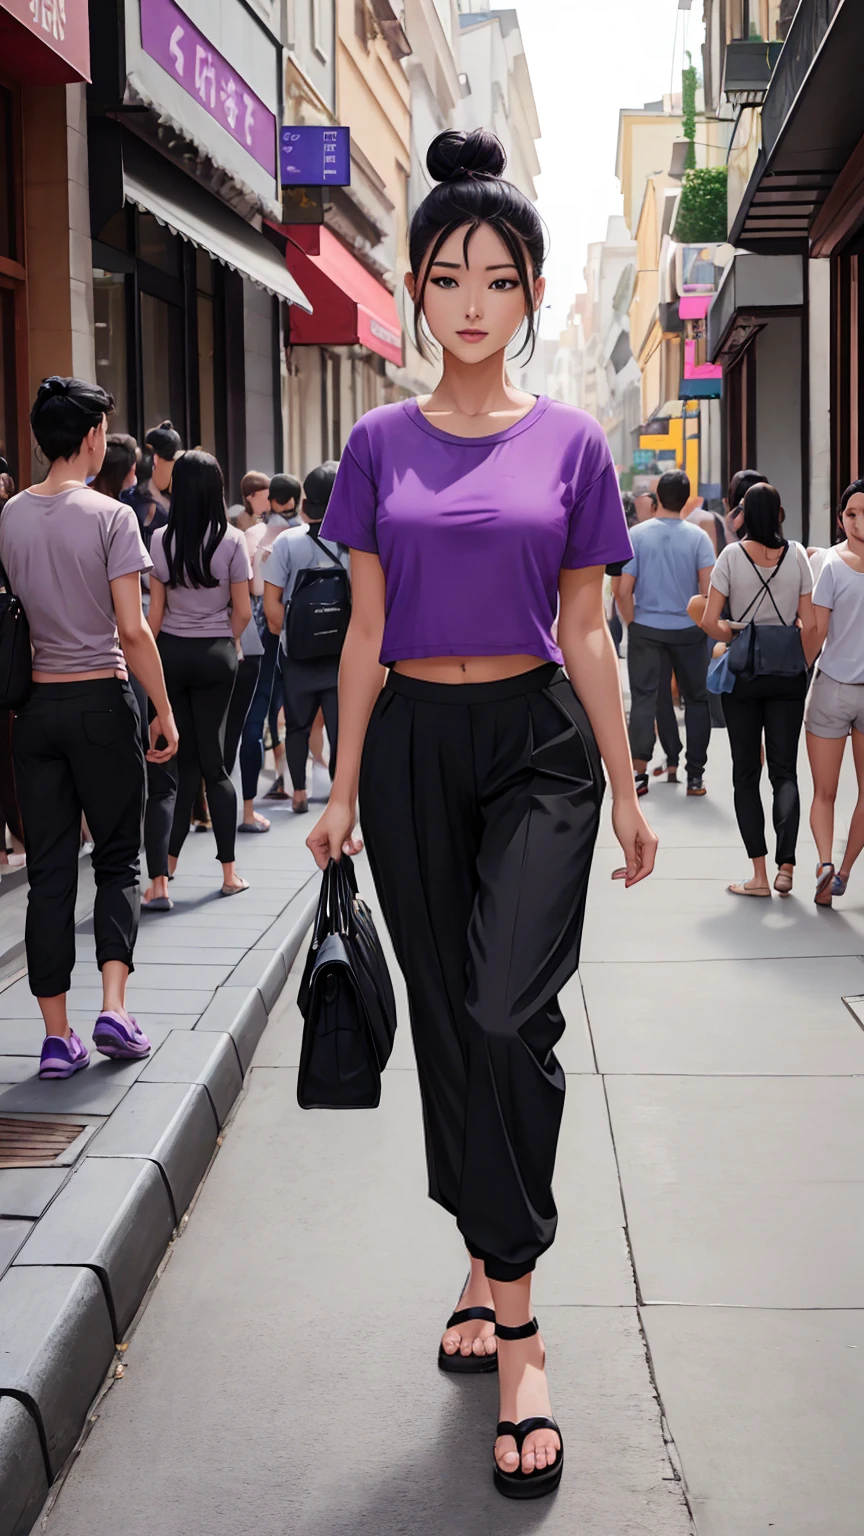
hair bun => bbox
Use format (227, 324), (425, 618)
(158, 420), (174, 430)
(426, 129), (507, 185)
(38, 377), (70, 402)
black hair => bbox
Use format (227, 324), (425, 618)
(621, 491), (636, 527)
(409, 129), (547, 362)
(146, 420), (183, 459)
(91, 433), (138, 501)
(741, 483), (786, 549)
(269, 472), (302, 507)
(30, 376), (114, 463)
(164, 450), (228, 589)
(656, 469), (690, 513)
(839, 479), (864, 515)
(728, 468), (768, 510)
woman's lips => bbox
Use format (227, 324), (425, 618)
(456, 330), (488, 342)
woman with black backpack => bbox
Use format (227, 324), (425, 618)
(263, 462), (348, 815)
(699, 484), (818, 897)
(147, 451), (252, 897)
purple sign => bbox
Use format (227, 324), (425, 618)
(280, 127), (351, 188)
(141, 0), (276, 177)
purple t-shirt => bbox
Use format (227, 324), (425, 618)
(150, 525), (252, 638)
(320, 397), (632, 665)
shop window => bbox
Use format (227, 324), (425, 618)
(136, 214), (181, 277)
(99, 208), (131, 255)
(0, 287), (17, 475)
(196, 250), (217, 456)
(141, 292), (185, 434)
(93, 270), (130, 432)
(0, 89), (15, 262)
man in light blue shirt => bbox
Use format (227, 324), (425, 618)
(618, 470), (715, 797)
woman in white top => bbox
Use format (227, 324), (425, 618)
(699, 485), (817, 898)
(805, 480), (864, 905)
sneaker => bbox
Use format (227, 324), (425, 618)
(687, 776), (707, 797)
(39, 1030), (90, 1080)
(93, 1012), (151, 1060)
(635, 772), (649, 798)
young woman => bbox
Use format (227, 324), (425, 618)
(724, 467), (768, 542)
(805, 480), (864, 906)
(146, 451), (252, 899)
(0, 377), (177, 1077)
(91, 433), (139, 501)
(308, 129), (657, 1500)
(699, 484), (816, 897)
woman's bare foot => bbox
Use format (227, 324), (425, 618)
(440, 1258), (497, 1361)
(495, 1330), (560, 1475)
(143, 875), (170, 905)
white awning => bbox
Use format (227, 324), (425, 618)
(123, 160), (312, 313)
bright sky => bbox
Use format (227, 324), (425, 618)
(516, 0), (706, 338)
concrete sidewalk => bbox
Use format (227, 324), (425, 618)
(24, 729), (864, 1535)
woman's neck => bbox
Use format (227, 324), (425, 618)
(426, 349), (531, 418)
(30, 453), (92, 496)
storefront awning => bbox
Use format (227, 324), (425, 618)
(123, 158), (312, 312)
(0, 0), (90, 83)
(283, 226), (402, 366)
(708, 252), (804, 364)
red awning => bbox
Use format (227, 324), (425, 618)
(0, 0), (90, 83)
(283, 225), (402, 367)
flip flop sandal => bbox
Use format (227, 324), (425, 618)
(774, 871), (794, 896)
(815, 862), (835, 908)
(220, 879), (250, 897)
(728, 882), (771, 897)
(142, 896), (173, 912)
(493, 1320), (563, 1500)
(832, 871), (849, 897)
(652, 764), (679, 782)
(237, 821), (270, 834)
(438, 1282), (497, 1375)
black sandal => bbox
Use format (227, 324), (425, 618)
(493, 1319), (563, 1499)
(437, 1279), (497, 1375)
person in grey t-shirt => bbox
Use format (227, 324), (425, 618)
(263, 462), (348, 815)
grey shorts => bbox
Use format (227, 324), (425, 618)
(804, 671), (864, 738)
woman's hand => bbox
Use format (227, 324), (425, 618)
(611, 799), (658, 887)
(306, 797), (364, 870)
(148, 710), (179, 763)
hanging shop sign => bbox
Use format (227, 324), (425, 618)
(280, 126), (351, 188)
(140, 0), (277, 177)
(0, 0), (90, 80)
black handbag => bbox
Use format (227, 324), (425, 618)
(726, 545), (806, 681)
(297, 857), (397, 1109)
(0, 518), (32, 711)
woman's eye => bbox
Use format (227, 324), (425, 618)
(490, 278), (519, 291)
(431, 276), (458, 289)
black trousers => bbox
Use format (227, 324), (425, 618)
(0, 709), (23, 844)
(129, 673), (177, 882)
(239, 629), (282, 799)
(13, 680), (145, 997)
(722, 673), (807, 866)
(628, 622), (710, 777)
(224, 656), (261, 776)
(655, 653), (682, 766)
(157, 633), (239, 866)
(359, 664), (603, 1282)
(281, 654), (339, 792)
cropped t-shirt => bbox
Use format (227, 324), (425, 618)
(150, 524), (252, 638)
(320, 396), (633, 665)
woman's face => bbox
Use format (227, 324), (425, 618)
(841, 492), (864, 545)
(248, 487), (270, 520)
(407, 222), (544, 365)
(151, 453), (175, 492)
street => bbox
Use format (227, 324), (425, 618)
(38, 729), (864, 1536)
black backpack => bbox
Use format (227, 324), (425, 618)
(284, 530), (351, 663)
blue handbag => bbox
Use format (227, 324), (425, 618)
(707, 650), (735, 694)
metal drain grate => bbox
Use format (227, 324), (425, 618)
(0, 1116), (87, 1168)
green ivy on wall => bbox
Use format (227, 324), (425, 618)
(682, 53), (697, 173)
(675, 167), (729, 244)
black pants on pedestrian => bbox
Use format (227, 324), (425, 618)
(157, 633), (239, 866)
(655, 653), (682, 767)
(239, 629), (282, 800)
(13, 680), (145, 997)
(359, 664), (603, 1281)
(281, 654), (339, 792)
(224, 656), (260, 777)
(722, 672), (808, 866)
(129, 673), (177, 882)
(628, 622), (711, 777)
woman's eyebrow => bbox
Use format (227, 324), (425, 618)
(431, 260), (461, 269)
(486, 264), (518, 271)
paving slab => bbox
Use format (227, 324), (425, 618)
(0, 1265), (114, 1476)
(139, 1030), (242, 1125)
(607, 1074), (864, 1305)
(71, 962), (235, 989)
(193, 986), (267, 1074)
(15, 1158), (175, 1338)
(0, 1057), (41, 1084)
(226, 950), (288, 1012)
(642, 1307), (864, 1536)
(88, 1082), (218, 1224)
(582, 956), (864, 1075)
(0, 1396), (48, 1536)
(0, 1219), (32, 1277)
(0, 1168), (69, 1219)
(0, 1055), (152, 1115)
(0, 987), (217, 1020)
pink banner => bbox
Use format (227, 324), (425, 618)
(140, 0), (276, 177)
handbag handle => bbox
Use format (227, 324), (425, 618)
(311, 857), (356, 949)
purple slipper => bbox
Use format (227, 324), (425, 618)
(39, 1030), (90, 1080)
(93, 1012), (151, 1060)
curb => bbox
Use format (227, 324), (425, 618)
(0, 874), (318, 1536)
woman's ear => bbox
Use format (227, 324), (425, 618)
(404, 271), (416, 302)
(533, 273), (546, 312)
(779, 507), (786, 524)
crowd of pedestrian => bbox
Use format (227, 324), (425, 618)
(0, 372), (349, 1076)
(613, 461), (864, 908)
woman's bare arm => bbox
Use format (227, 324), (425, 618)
(306, 551), (386, 868)
(558, 566), (657, 886)
(147, 576), (166, 638)
(229, 579), (252, 640)
(700, 586), (734, 643)
(111, 573), (178, 763)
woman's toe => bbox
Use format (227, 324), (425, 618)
(533, 1444), (547, 1470)
(497, 1442), (519, 1472)
(472, 1336), (486, 1356)
(483, 1335), (497, 1356)
(442, 1332), (459, 1355)
(521, 1446), (536, 1474)
(459, 1336), (474, 1356)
